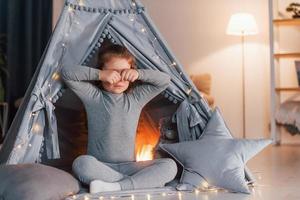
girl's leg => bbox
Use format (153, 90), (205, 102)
(72, 155), (124, 185)
(117, 158), (177, 190)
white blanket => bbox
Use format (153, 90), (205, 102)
(275, 100), (300, 130)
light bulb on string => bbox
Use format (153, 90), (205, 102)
(78, 0), (84, 6)
(84, 195), (89, 200)
(28, 143), (32, 148)
(147, 194), (151, 200)
(169, 62), (176, 67)
(32, 123), (41, 133)
(186, 88), (192, 96)
(99, 196), (104, 200)
(141, 27), (146, 33)
(161, 192), (166, 197)
(52, 72), (60, 81)
(202, 181), (209, 189)
(177, 192), (182, 200)
(68, 5), (74, 12)
(131, 194), (135, 200)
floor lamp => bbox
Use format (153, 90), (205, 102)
(226, 13), (258, 138)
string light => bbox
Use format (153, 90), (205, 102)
(146, 194), (151, 200)
(51, 72), (60, 80)
(84, 195), (89, 200)
(170, 62), (176, 66)
(28, 144), (32, 147)
(30, 112), (37, 117)
(202, 181), (209, 189)
(72, 195), (77, 199)
(177, 192), (182, 200)
(194, 189), (200, 195)
(32, 123), (41, 133)
(161, 192), (166, 197)
(17, 144), (22, 149)
(110, 196), (115, 199)
(131, 194), (135, 200)
(78, 0), (84, 6)
(141, 27), (146, 33)
(68, 5), (74, 12)
(186, 88), (192, 95)
(98, 196), (104, 200)
(131, 2), (136, 7)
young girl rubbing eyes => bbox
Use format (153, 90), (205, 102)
(61, 44), (177, 193)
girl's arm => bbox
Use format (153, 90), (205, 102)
(131, 69), (171, 107)
(60, 65), (103, 102)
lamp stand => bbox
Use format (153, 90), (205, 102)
(241, 33), (246, 139)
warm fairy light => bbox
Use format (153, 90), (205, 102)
(141, 28), (146, 32)
(32, 124), (41, 133)
(84, 195), (89, 200)
(131, 2), (136, 6)
(195, 189), (200, 194)
(130, 18), (134, 22)
(68, 5), (74, 12)
(72, 195), (77, 199)
(162, 192), (166, 197)
(28, 144), (32, 147)
(202, 181), (209, 188)
(17, 144), (22, 149)
(131, 194), (135, 200)
(78, 0), (84, 6)
(178, 192), (182, 200)
(110, 196), (115, 199)
(98, 196), (104, 200)
(52, 72), (60, 80)
(147, 194), (151, 200)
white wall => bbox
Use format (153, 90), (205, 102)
(52, 0), (271, 139)
(141, 0), (271, 139)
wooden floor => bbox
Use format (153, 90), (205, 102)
(67, 145), (300, 200)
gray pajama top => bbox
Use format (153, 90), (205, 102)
(60, 65), (171, 163)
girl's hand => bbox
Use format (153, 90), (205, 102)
(99, 69), (121, 84)
(120, 69), (139, 82)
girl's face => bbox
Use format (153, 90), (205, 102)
(102, 57), (131, 94)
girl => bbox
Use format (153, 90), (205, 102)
(61, 44), (177, 194)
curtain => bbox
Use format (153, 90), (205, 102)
(0, 0), (52, 130)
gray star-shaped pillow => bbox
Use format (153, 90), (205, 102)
(159, 107), (272, 194)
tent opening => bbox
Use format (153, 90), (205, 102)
(40, 39), (180, 172)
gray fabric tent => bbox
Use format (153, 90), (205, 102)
(0, 0), (254, 183)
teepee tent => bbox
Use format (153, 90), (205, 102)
(0, 0), (254, 183)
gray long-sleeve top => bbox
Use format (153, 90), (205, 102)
(60, 65), (171, 163)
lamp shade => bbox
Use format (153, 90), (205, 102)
(226, 13), (258, 36)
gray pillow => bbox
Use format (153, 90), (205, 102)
(0, 163), (80, 200)
(159, 108), (272, 194)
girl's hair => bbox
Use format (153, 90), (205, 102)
(96, 44), (140, 93)
(97, 44), (136, 70)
